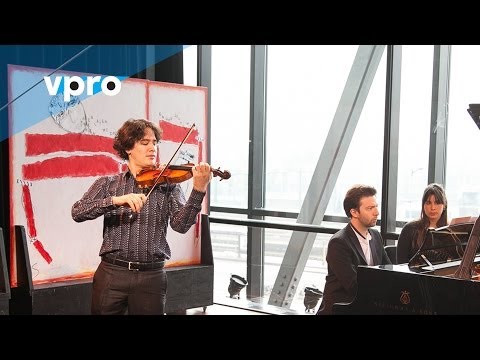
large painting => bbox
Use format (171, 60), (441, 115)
(8, 64), (208, 286)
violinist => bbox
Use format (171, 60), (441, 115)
(71, 118), (212, 315)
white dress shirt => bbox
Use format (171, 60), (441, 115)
(351, 225), (373, 265)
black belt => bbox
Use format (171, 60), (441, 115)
(102, 254), (165, 271)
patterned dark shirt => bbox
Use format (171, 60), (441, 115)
(71, 170), (205, 262)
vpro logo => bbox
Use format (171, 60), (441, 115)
(44, 75), (123, 101)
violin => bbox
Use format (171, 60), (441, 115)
(134, 123), (230, 201)
(136, 163), (231, 189)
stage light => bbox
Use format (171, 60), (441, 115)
(304, 286), (323, 313)
(228, 275), (248, 299)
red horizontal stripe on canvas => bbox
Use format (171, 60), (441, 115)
(160, 120), (198, 144)
(22, 155), (121, 180)
(25, 133), (115, 156)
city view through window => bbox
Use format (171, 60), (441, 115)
(184, 45), (480, 313)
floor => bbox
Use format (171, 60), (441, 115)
(183, 295), (313, 315)
(185, 303), (268, 315)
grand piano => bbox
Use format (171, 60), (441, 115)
(333, 105), (480, 315)
(333, 216), (480, 315)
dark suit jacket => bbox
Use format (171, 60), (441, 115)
(316, 224), (391, 315)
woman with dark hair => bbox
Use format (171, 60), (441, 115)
(396, 183), (448, 264)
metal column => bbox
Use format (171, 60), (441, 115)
(268, 45), (386, 308)
(428, 45), (451, 186)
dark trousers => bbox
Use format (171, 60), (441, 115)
(91, 260), (167, 315)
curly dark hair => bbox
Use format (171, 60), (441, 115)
(113, 119), (162, 160)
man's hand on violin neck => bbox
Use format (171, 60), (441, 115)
(192, 162), (213, 193)
(113, 193), (147, 212)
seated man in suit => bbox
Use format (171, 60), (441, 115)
(317, 184), (391, 315)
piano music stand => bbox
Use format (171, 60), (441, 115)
(460, 105), (480, 277)
(454, 216), (480, 279)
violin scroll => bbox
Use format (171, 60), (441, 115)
(212, 167), (231, 181)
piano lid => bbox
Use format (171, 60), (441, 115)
(408, 217), (478, 271)
(467, 104), (480, 130)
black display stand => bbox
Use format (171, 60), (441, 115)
(165, 214), (214, 314)
(9, 214), (213, 315)
(0, 227), (11, 315)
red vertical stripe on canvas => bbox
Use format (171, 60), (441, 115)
(21, 185), (37, 238)
(33, 240), (53, 264)
(198, 140), (203, 162)
(21, 185), (52, 264)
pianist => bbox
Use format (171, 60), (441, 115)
(317, 185), (391, 315)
